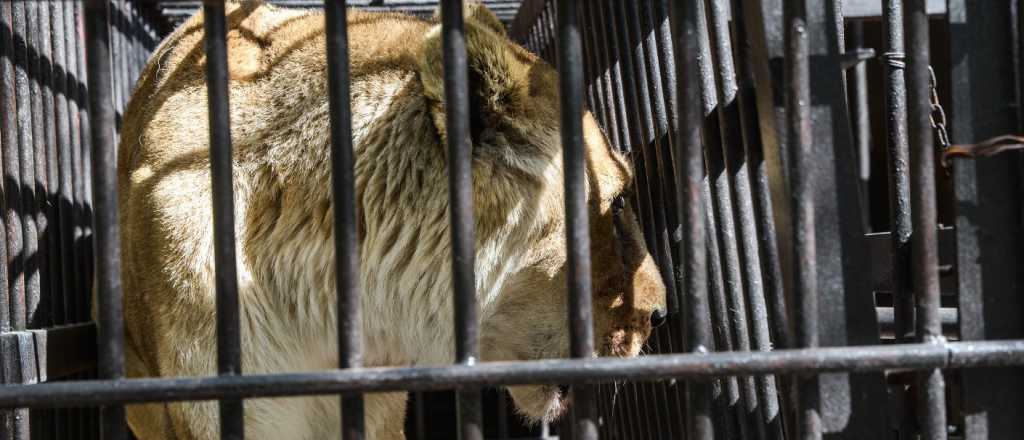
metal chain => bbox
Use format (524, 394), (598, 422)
(927, 66), (951, 150)
(879, 52), (949, 150)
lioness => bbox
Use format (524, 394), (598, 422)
(113, 1), (666, 438)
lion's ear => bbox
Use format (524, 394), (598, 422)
(418, 17), (529, 142)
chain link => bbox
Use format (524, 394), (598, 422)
(879, 52), (949, 150)
(927, 66), (951, 150)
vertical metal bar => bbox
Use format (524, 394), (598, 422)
(596, 0), (631, 156)
(881, 0), (914, 346)
(7, 0), (29, 333)
(614, 3), (673, 434)
(693, 1), (751, 436)
(784, 0), (821, 439)
(696, 4), (764, 439)
(605, 0), (657, 265)
(0, 0), (15, 336)
(672, 0), (714, 439)
(703, 193), (745, 440)
(704, 0), (784, 437)
(438, 1), (483, 439)
(413, 392), (425, 440)
(108, 0), (122, 121)
(47, 32), (66, 440)
(726, 0), (794, 433)
(578, 2), (601, 129)
(546, 1), (558, 66)
(0, 0), (18, 436)
(904, 1), (947, 438)
(640, 0), (684, 316)
(72, 0), (91, 326)
(22, 0), (42, 331)
(948, 1), (1024, 438)
(654, 39), (687, 308)
(851, 21), (871, 227)
(83, 0), (126, 438)
(540, 3), (554, 63)
(35, 0), (57, 333)
(557, 1), (597, 439)
(61, 0), (82, 328)
(324, 1), (366, 439)
(118, 0), (130, 109)
(128, 0), (140, 92)
(200, 1), (245, 438)
(46, 0), (67, 329)
(728, 0), (794, 358)
(621, 0), (678, 321)
(586, 0), (620, 152)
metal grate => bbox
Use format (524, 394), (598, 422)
(1, 0), (1023, 439)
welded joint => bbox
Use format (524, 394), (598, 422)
(841, 47), (877, 70)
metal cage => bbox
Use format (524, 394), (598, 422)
(1, 0), (1023, 439)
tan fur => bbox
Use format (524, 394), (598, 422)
(112, 1), (665, 438)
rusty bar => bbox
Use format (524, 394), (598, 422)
(904, 0), (947, 438)
(438, 0), (484, 439)
(882, 0), (915, 347)
(324, 0), (366, 438)
(784, 0), (821, 438)
(200, 1), (245, 438)
(0, 341), (1022, 409)
(672, 0), (715, 438)
(83, 0), (126, 438)
(558, 0), (598, 437)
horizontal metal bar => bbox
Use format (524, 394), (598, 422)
(876, 307), (956, 339)
(844, 0), (945, 17)
(0, 340), (1021, 409)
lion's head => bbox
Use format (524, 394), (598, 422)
(415, 4), (668, 424)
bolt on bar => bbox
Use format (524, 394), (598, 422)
(904, 0), (948, 438)
(438, 1), (484, 439)
(83, 0), (126, 438)
(881, 0), (914, 344)
(784, 0), (821, 439)
(324, 0), (366, 438)
(200, 1), (245, 438)
(672, 0), (715, 439)
(557, 0), (598, 438)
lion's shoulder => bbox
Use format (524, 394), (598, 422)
(118, 2), (432, 179)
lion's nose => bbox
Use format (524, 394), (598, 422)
(650, 308), (667, 328)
